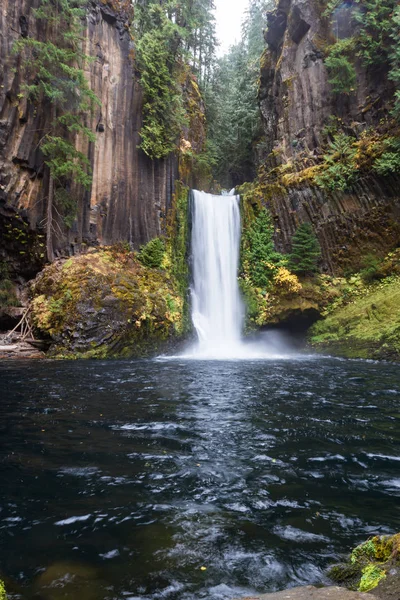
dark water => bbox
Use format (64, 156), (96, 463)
(1, 357), (400, 600)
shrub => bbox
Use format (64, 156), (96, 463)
(315, 133), (357, 191)
(373, 137), (400, 175)
(137, 237), (166, 269)
(359, 254), (385, 283)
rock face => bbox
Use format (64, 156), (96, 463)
(0, 0), (183, 273)
(258, 0), (400, 274)
(259, 0), (392, 161)
(236, 585), (375, 600)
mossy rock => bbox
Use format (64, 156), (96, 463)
(0, 580), (6, 600)
(309, 276), (400, 361)
(30, 245), (187, 359)
(328, 562), (363, 590)
(328, 534), (400, 594)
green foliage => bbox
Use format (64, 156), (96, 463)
(309, 273), (400, 360)
(205, 0), (271, 187)
(0, 579), (7, 600)
(359, 254), (384, 283)
(315, 133), (357, 191)
(358, 565), (386, 592)
(133, 0), (216, 160)
(136, 29), (187, 159)
(242, 207), (284, 288)
(373, 137), (400, 175)
(288, 223), (321, 276)
(354, 0), (396, 67)
(54, 187), (78, 229)
(389, 5), (400, 118)
(15, 0), (100, 222)
(324, 1), (399, 118)
(325, 39), (357, 94)
(137, 237), (166, 269)
(0, 261), (18, 307)
(42, 137), (92, 189)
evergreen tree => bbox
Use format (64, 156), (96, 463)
(133, 0), (217, 159)
(288, 223), (321, 276)
(205, 0), (272, 187)
(242, 207), (284, 288)
(15, 0), (99, 261)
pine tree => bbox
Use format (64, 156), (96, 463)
(242, 207), (284, 288)
(288, 223), (321, 276)
(15, 0), (99, 261)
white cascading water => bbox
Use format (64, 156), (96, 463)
(179, 189), (296, 360)
(189, 189), (244, 358)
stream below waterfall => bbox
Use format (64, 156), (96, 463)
(1, 357), (400, 600)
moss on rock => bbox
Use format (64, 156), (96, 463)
(309, 274), (400, 361)
(329, 534), (400, 594)
(0, 580), (6, 600)
(30, 245), (187, 359)
(28, 184), (191, 359)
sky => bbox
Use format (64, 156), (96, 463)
(214, 0), (249, 56)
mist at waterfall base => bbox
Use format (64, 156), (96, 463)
(181, 190), (299, 360)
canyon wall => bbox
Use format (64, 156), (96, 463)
(0, 0), (182, 277)
(258, 0), (400, 273)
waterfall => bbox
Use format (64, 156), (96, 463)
(174, 189), (295, 360)
(189, 189), (244, 357)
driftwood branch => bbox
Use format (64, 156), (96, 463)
(5, 306), (35, 342)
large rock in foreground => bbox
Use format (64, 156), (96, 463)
(238, 586), (374, 599)
(30, 247), (186, 358)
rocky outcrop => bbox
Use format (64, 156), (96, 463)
(259, 0), (392, 160)
(258, 0), (400, 274)
(237, 586), (374, 600)
(29, 246), (187, 358)
(265, 176), (400, 274)
(0, 0), (188, 276)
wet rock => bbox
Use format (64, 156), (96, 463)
(0, 334), (45, 359)
(257, 0), (400, 275)
(237, 586), (375, 599)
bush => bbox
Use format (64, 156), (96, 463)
(137, 237), (166, 269)
(373, 137), (400, 175)
(315, 133), (357, 191)
(0, 579), (6, 600)
(360, 254), (385, 283)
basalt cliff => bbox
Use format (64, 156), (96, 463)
(257, 0), (400, 275)
(0, 0), (202, 277)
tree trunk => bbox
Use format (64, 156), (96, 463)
(46, 171), (55, 263)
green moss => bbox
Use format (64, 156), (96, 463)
(30, 246), (186, 358)
(29, 184), (191, 358)
(309, 275), (400, 361)
(328, 563), (362, 589)
(351, 539), (377, 563)
(0, 580), (6, 600)
(329, 534), (400, 593)
(358, 565), (386, 592)
(165, 182), (191, 334)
